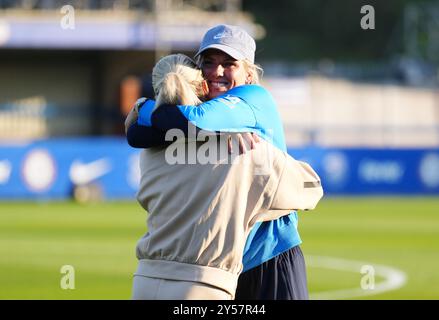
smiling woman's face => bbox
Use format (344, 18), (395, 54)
(200, 49), (251, 99)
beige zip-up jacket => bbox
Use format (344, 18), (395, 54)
(135, 136), (323, 297)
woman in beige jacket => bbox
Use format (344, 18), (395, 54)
(129, 54), (323, 300)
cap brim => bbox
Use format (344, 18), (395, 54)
(195, 43), (246, 61)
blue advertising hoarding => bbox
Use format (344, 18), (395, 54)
(0, 137), (140, 200)
(0, 137), (438, 200)
(288, 147), (439, 195)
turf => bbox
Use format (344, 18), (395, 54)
(301, 197), (439, 300)
(0, 198), (438, 299)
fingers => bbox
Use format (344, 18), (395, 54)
(227, 136), (233, 154)
(124, 98), (147, 135)
(238, 134), (246, 154)
(124, 107), (139, 134)
(227, 133), (261, 155)
(251, 132), (261, 143)
(228, 135), (244, 155)
(248, 133), (256, 150)
(243, 132), (260, 151)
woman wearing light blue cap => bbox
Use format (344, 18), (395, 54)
(126, 24), (312, 300)
(127, 53), (323, 299)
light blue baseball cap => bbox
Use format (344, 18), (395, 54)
(195, 24), (256, 63)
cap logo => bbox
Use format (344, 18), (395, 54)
(196, 25), (255, 63)
(213, 31), (230, 39)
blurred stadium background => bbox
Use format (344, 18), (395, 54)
(0, 0), (438, 299)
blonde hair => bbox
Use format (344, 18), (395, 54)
(242, 60), (264, 84)
(152, 54), (205, 107)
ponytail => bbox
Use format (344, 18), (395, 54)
(152, 54), (204, 107)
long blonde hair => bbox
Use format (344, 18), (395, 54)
(242, 60), (264, 85)
(152, 54), (205, 107)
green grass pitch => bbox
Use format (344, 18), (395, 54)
(0, 197), (438, 299)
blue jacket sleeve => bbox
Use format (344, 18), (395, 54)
(126, 123), (169, 148)
(133, 85), (267, 148)
(125, 99), (168, 148)
(151, 86), (258, 133)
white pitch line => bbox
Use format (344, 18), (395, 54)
(307, 255), (407, 300)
